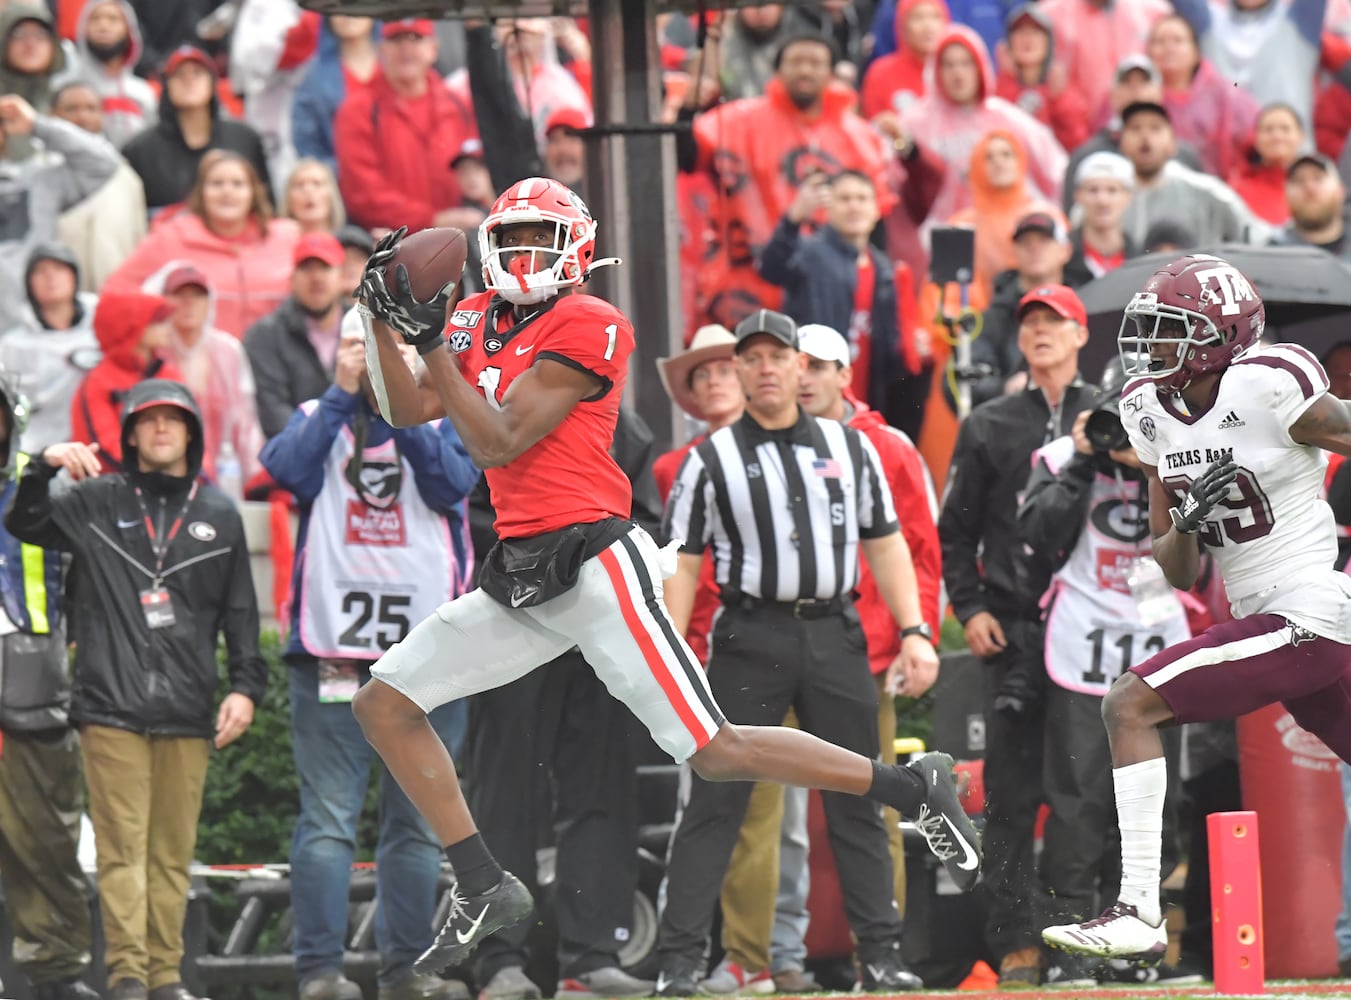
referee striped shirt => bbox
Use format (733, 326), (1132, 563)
(663, 410), (898, 602)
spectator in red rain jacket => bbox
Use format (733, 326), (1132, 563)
(861, 0), (950, 119)
(70, 290), (183, 472)
(653, 325), (744, 665)
(334, 19), (476, 234)
(993, 4), (1090, 154)
(1229, 103), (1307, 225)
(1147, 14), (1258, 181)
(675, 31), (896, 329)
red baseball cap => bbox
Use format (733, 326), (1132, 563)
(545, 107), (589, 136)
(293, 232), (344, 268)
(382, 18), (434, 39)
(162, 263), (211, 295)
(163, 45), (215, 78)
(1018, 284), (1087, 327)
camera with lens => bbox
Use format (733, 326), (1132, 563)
(1084, 394), (1129, 453)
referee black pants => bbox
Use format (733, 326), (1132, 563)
(657, 603), (904, 965)
(466, 648), (640, 982)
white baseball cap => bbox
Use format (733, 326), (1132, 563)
(1075, 150), (1135, 191)
(797, 324), (851, 366)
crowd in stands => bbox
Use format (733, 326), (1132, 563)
(5, 0), (1351, 998)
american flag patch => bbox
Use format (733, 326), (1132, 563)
(813, 458), (843, 478)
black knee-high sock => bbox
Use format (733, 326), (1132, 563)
(444, 832), (503, 895)
(863, 759), (926, 816)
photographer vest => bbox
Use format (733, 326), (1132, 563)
(1035, 437), (1190, 697)
(298, 412), (457, 661)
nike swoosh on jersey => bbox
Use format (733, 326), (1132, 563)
(515, 343), (536, 356)
(455, 904), (490, 944)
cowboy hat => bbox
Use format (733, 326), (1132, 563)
(657, 324), (737, 420)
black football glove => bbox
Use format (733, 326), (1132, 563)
(357, 227), (451, 354)
(1169, 457), (1238, 534)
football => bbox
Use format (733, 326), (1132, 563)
(385, 227), (468, 301)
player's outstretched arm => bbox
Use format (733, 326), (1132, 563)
(1145, 462), (1203, 591)
(363, 311), (446, 426)
(420, 348), (599, 468)
(1290, 394), (1351, 455)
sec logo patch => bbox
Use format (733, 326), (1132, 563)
(449, 330), (473, 353)
(1138, 416), (1156, 442)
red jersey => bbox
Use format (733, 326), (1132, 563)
(447, 290), (635, 538)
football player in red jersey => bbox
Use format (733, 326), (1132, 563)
(350, 177), (979, 976)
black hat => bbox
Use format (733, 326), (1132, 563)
(336, 224), (374, 254)
(121, 379), (205, 477)
(1120, 101), (1171, 126)
(733, 309), (798, 352)
(772, 31), (840, 69)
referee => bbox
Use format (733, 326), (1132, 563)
(654, 310), (948, 995)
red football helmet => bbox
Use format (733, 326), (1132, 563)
(480, 177), (602, 305)
(1119, 254), (1266, 392)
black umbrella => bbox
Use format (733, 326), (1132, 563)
(1076, 243), (1351, 380)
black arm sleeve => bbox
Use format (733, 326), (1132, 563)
(465, 25), (543, 190)
(938, 417), (990, 624)
(1017, 451), (1095, 571)
(4, 460), (71, 551)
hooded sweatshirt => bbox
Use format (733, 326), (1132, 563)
(142, 261), (264, 485)
(0, 115), (120, 332)
(121, 76), (272, 212)
(992, 4), (1092, 152)
(0, 4), (69, 112)
(861, 0), (950, 119)
(899, 25), (1066, 228)
(0, 242), (99, 452)
(70, 290), (183, 471)
(687, 76), (895, 327)
(948, 129), (1036, 299)
(65, 0), (156, 148)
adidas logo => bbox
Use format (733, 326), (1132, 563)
(1217, 410), (1245, 429)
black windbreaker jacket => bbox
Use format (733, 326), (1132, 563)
(939, 380), (1097, 624)
(4, 382), (266, 737)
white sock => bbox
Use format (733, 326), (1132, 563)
(1113, 757), (1167, 926)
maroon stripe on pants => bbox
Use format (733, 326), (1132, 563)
(1131, 613), (1351, 729)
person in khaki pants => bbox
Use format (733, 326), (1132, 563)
(5, 372), (267, 1000)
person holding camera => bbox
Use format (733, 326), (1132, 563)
(1016, 362), (1192, 986)
(938, 283), (1096, 987)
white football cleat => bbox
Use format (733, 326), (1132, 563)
(1042, 901), (1168, 961)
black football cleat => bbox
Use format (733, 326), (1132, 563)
(413, 872), (534, 974)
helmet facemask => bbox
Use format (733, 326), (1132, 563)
(481, 215), (595, 306)
(1119, 292), (1224, 392)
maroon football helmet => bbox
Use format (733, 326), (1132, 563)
(1118, 253), (1266, 392)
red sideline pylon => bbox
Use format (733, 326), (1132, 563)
(1209, 810), (1265, 994)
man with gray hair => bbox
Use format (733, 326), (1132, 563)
(1065, 151), (1139, 286)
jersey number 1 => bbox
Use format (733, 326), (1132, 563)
(478, 366), (504, 411)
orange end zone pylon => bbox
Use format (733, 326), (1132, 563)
(1209, 810), (1265, 995)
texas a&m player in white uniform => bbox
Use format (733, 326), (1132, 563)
(1044, 253), (1351, 961)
